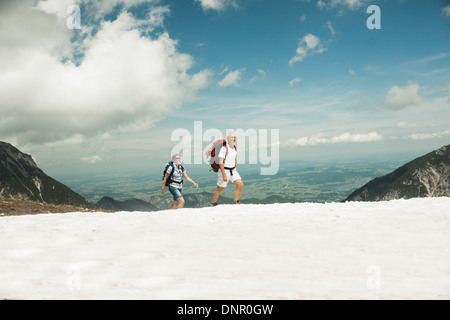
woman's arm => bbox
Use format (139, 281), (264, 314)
(161, 172), (170, 194)
(183, 172), (198, 188)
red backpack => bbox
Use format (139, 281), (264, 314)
(205, 139), (236, 172)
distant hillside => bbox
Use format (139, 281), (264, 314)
(148, 191), (234, 210)
(96, 197), (159, 212)
(96, 192), (296, 211)
(345, 144), (450, 202)
(0, 141), (92, 208)
(151, 191), (296, 210)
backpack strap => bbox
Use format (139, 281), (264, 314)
(168, 161), (175, 181)
(168, 163), (184, 185)
(224, 144), (236, 160)
(223, 144), (237, 176)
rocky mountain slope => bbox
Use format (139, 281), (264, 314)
(0, 199), (110, 216)
(345, 144), (450, 202)
(0, 141), (92, 208)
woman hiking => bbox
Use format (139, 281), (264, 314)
(161, 154), (198, 209)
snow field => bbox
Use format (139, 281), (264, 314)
(0, 198), (449, 299)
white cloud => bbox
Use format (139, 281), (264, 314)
(318, 0), (371, 11)
(289, 34), (327, 66)
(397, 121), (435, 129)
(194, 0), (237, 11)
(37, 0), (158, 19)
(44, 134), (86, 148)
(0, 1), (212, 145)
(442, 5), (450, 18)
(408, 130), (450, 141)
(334, 0), (368, 9)
(325, 21), (336, 35)
(348, 69), (356, 76)
(249, 69), (267, 83)
(218, 69), (243, 87)
(0, 0), (71, 54)
(35, 0), (81, 21)
(317, 0), (326, 9)
(384, 81), (424, 109)
(364, 65), (386, 75)
(304, 34), (320, 49)
(80, 155), (103, 164)
(403, 52), (450, 65)
(289, 78), (302, 86)
(146, 5), (171, 30)
(219, 66), (229, 75)
(397, 122), (419, 129)
(287, 132), (383, 146)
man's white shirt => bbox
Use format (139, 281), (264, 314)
(217, 145), (241, 187)
(218, 145), (236, 168)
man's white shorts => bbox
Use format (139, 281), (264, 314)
(217, 168), (242, 188)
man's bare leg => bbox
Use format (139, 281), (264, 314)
(213, 186), (224, 204)
(233, 179), (244, 202)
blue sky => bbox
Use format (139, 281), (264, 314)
(0, 0), (449, 176)
(158, 0), (450, 164)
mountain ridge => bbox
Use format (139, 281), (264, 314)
(0, 141), (93, 208)
(345, 144), (450, 202)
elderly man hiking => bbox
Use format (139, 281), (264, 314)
(211, 132), (244, 206)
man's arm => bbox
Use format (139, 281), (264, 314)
(219, 157), (227, 182)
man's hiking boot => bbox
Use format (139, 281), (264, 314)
(233, 200), (242, 205)
(211, 202), (218, 207)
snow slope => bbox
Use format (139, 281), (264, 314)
(1, 198), (449, 300)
